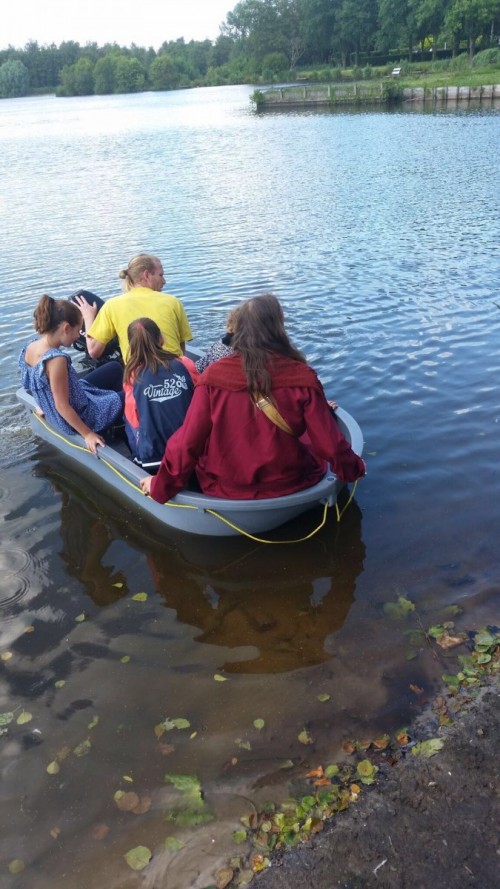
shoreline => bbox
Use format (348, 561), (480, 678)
(252, 681), (500, 888)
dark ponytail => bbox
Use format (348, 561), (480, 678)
(34, 294), (81, 335)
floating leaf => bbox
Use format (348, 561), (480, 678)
(162, 717), (191, 731)
(317, 693), (330, 702)
(112, 582), (123, 588)
(476, 653), (492, 664)
(47, 761), (60, 775)
(190, 731), (197, 739)
(73, 738), (91, 757)
(383, 595), (415, 620)
(412, 738), (444, 758)
(253, 718), (265, 731)
(124, 845), (152, 871)
(164, 774), (201, 794)
(120, 656), (130, 664)
(280, 759), (294, 770)
(17, 711), (33, 725)
(115, 791), (140, 812)
(132, 796), (152, 815)
(436, 632), (465, 650)
(54, 680), (66, 688)
(1, 651), (13, 661)
(8, 859), (25, 874)
(123, 774), (134, 783)
(24, 626), (35, 633)
(75, 614), (86, 622)
(216, 868), (234, 889)
(56, 745), (71, 762)
(132, 592), (148, 602)
(233, 829), (247, 844)
(87, 715), (99, 730)
(324, 764), (340, 778)
(165, 836), (185, 852)
(92, 824), (110, 840)
(214, 674), (228, 682)
(342, 740), (356, 754)
(356, 759), (377, 779)
(373, 734), (391, 750)
(0, 711), (14, 727)
(236, 739), (252, 751)
(298, 728), (313, 745)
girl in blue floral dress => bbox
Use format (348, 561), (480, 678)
(19, 295), (123, 454)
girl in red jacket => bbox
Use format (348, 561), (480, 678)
(140, 294), (365, 501)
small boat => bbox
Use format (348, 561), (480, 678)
(16, 351), (363, 538)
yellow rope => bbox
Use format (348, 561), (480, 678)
(31, 411), (357, 540)
(204, 500), (331, 543)
(335, 480), (358, 521)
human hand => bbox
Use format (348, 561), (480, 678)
(84, 431), (105, 454)
(140, 476), (152, 496)
(327, 399), (338, 411)
(74, 295), (98, 330)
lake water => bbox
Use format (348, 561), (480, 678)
(1, 86), (499, 888)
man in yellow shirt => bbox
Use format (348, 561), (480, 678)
(75, 254), (192, 362)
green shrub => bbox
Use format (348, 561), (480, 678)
(331, 67), (343, 82)
(352, 66), (363, 80)
(381, 81), (403, 103)
(362, 66), (373, 80)
(450, 53), (470, 72)
(472, 48), (500, 67)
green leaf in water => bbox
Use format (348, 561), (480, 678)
(124, 845), (152, 871)
(383, 595), (415, 619)
(73, 738), (91, 757)
(16, 711), (33, 725)
(317, 693), (330, 702)
(120, 656), (130, 664)
(9, 860), (25, 874)
(132, 592), (148, 602)
(165, 836), (185, 852)
(47, 761), (60, 775)
(54, 680), (66, 688)
(0, 712), (14, 727)
(214, 674), (228, 682)
(164, 774), (201, 794)
(232, 829), (247, 844)
(253, 718), (265, 731)
(75, 614), (86, 622)
(412, 738), (444, 758)
(87, 715), (99, 730)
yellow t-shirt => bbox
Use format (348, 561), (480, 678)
(88, 288), (193, 361)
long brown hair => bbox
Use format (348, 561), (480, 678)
(231, 294), (306, 396)
(124, 317), (177, 383)
(34, 294), (81, 334)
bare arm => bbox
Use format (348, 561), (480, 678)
(46, 356), (104, 454)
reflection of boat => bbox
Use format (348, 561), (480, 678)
(16, 352), (363, 539)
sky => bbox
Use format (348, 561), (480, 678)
(2, 0), (236, 51)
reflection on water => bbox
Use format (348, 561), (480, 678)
(149, 497), (365, 673)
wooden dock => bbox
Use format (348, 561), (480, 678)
(252, 83), (500, 110)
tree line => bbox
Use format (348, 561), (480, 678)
(1, 0), (499, 98)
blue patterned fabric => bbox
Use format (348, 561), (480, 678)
(19, 343), (122, 435)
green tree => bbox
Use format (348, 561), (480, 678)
(93, 55), (117, 93)
(113, 56), (146, 93)
(0, 59), (30, 97)
(149, 54), (181, 89)
(444, 0), (499, 58)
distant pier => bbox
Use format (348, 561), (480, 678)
(252, 83), (500, 110)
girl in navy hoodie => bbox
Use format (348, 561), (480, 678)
(123, 318), (194, 473)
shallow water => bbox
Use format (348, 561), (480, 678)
(1, 87), (500, 886)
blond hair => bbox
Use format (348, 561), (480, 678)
(118, 254), (160, 292)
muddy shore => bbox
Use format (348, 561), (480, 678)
(254, 685), (500, 889)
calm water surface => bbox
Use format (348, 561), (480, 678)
(1, 87), (500, 887)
